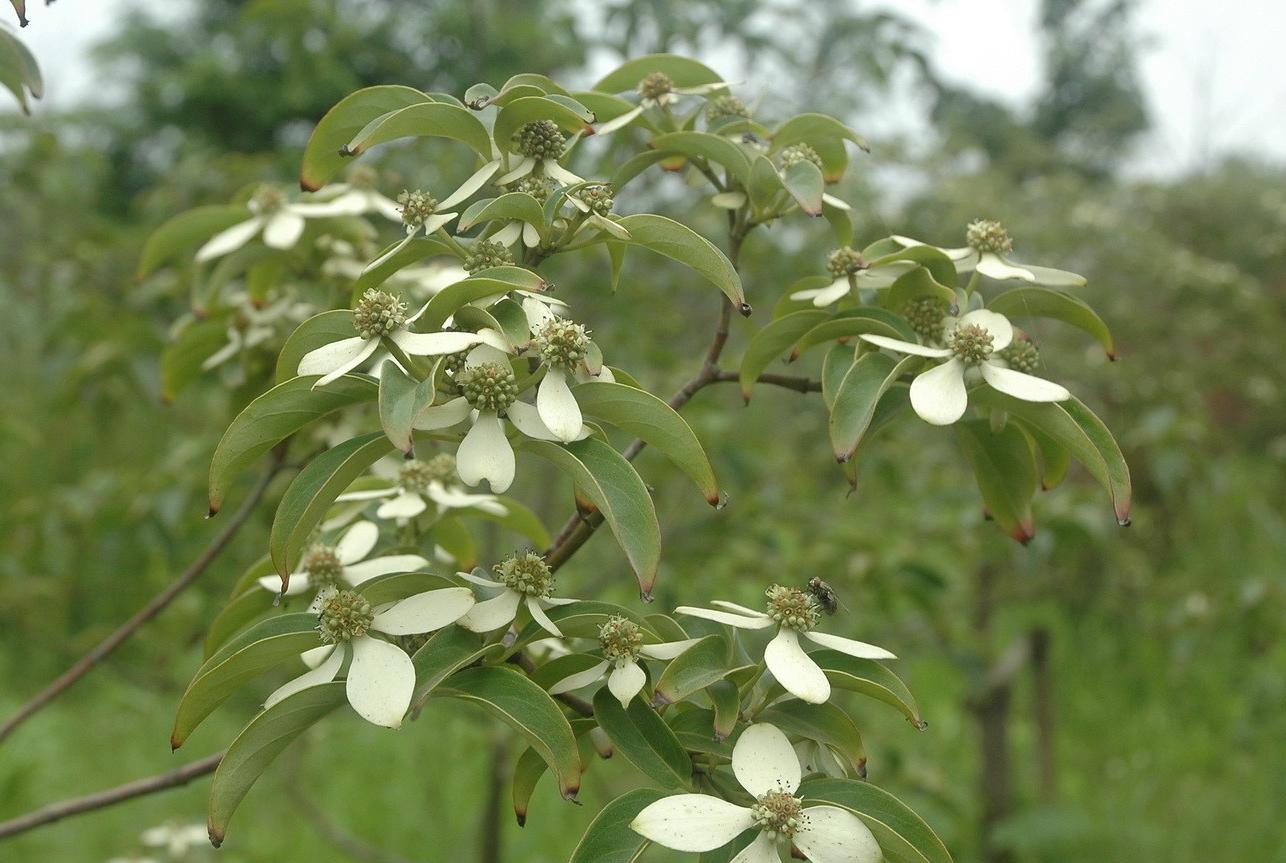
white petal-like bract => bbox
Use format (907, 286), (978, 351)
(792, 805), (883, 863)
(346, 636), (416, 728)
(909, 358), (968, 426)
(764, 628), (830, 704)
(371, 587), (476, 635)
(629, 794), (755, 852)
(456, 411), (516, 492)
(732, 723), (802, 797)
(804, 629), (896, 660)
(980, 362), (1070, 403)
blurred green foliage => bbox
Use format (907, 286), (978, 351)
(1, 1), (1282, 861)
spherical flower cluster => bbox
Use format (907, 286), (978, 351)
(317, 590), (374, 644)
(576, 184), (615, 216)
(598, 616), (645, 663)
(250, 184), (286, 213)
(827, 246), (866, 279)
(946, 322), (996, 364)
(512, 120), (566, 160)
(999, 338), (1041, 374)
(705, 93), (749, 120)
(751, 790), (807, 838)
(638, 71), (675, 101)
(302, 546), (344, 591)
(965, 219), (1014, 254)
(902, 296), (948, 343)
(353, 289), (408, 340)
(396, 189), (439, 229)
(534, 317), (590, 369)
(494, 551), (554, 598)
(781, 143), (823, 170)
(765, 584), (822, 632)
(458, 362), (518, 412)
(397, 454), (457, 495)
(462, 240), (514, 274)
(509, 175), (554, 202)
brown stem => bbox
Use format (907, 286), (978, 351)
(0, 453), (286, 746)
(710, 371), (822, 394)
(1029, 627), (1058, 802)
(969, 564), (1017, 863)
(476, 734), (508, 863)
(0, 752), (224, 841)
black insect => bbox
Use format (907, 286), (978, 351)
(806, 577), (840, 615)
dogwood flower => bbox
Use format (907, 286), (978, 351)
(139, 822), (208, 856)
(676, 585), (895, 704)
(335, 454), (508, 522)
(892, 220), (1086, 286)
(547, 615), (700, 708)
(412, 344), (591, 493)
(790, 246), (916, 308)
(568, 183), (631, 240)
(265, 584), (475, 728)
(493, 120), (584, 187)
(455, 551), (577, 638)
(311, 165), (403, 222)
(196, 185), (350, 262)
(296, 288), (483, 387)
(860, 308), (1071, 426)
(597, 71), (728, 134)
(630, 723), (882, 862)
(202, 293), (313, 371)
(364, 188), (462, 272)
(257, 520), (429, 598)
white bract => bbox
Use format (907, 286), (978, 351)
(312, 166), (403, 222)
(202, 293), (314, 371)
(630, 723), (882, 862)
(893, 219), (1086, 286)
(258, 520), (429, 598)
(548, 615), (700, 708)
(677, 586), (894, 704)
(296, 288), (483, 387)
(790, 246), (915, 308)
(140, 821), (208, 856)
(597, 71), (728, 134)
(860, 308), (1071, 426)
(196, 185), (351, 262)
(455, 552), (577, 638)
(266, 584), (475, 728)
(336, 454), (508, 523)
(413, 344), (591, 493)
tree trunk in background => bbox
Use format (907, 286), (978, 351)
(477, 736), (507, 863)
(972, 564), (1016, 863)
(1029, 627), (1058, 803)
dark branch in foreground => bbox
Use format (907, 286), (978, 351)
(0, 752), (223, 841)
(0, 453), (286, 746)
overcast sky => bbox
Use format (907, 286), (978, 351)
(13, 0), (1285, 176)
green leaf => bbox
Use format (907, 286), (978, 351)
(341, 101), (493, 162)
(885, 265), (957, 310)
(274, 310), (358, 384)
(615, 214), (747, 312)
(203, 588), (276, 659)
(171, 613), (321, 748)
(781, 160), (824, 216)
(668, 707), (735, 758)
(653, 635), (729, 705)
(378, 362), (435, 454)
(800, 778), (953, 863)
(611, 150), (672, 189)
(810, 650), (926, 729)
(829, 353), (918, 461)
(791, 308), (917, 358)
(410, 625), (491, 709)
(494, 96), (592, 151)
(0, 27), (41, 114)
(709, 679), (740, 741)
(759, 700), (866, 777)
(353, 237), (455, 294)
(511, 744), (549, 827)
(738, 310), (830, 401)
(771, 113), (869, 156)
(867, 245), (959, 289)
(441, 496), (550, 547)
(568, 788), (669, 863)
(970, 390), (1132, 525)
(748, 155), (786, 214)
(957, 419), (1039, 542)
(821, 343), (855, 410)
(417, 276), (544, 331)
(459, 192), (546, 231)
(520, 438), (662, 596)
(593, 54), (723, 93)
(269, 432), (394, 582)
(160, 317), (228, 402)
(208, 374), (376, 513)
(592, 686), (692, 790)
(208, 683), (347, 846)
(137, 206), (248, 280)
(573, 380), (720, 505)
(300, 86), (435, 191)
(650, 132), (752, 186)
(987, 286), (1115, 358)
(435, 666), (581, 799)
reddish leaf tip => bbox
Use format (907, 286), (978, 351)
(205, 504), (220, 519)
(207, 825), (225, 848)
(514, 811), (527, 827)
(737, 302), (753, 317)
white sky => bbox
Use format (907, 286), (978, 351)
(12, 0), (1286, 176)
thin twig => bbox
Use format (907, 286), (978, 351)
(290, 785), (419, 863)
(710, 370), (822, 394)
(0, 453), (286, 746)
(0, 752), (224, 841)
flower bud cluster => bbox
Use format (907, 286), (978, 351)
(534, 317), (590, 369)
(399, 455), (457, 494)
(353, 289), (408, 340)
(598, 616), (645, 663)
(638, 72), (674, 101)
(827, 246), (866, 278)
(781, 143), (823, 171)
(765, 585), (821, 632)
(494, 551), (554, 597)
(317, 590), (374, 644)
(462, 240), (514, 274)
(513, 120), (566, 160)
(458, 362), (518, 412)
(902, 297), (948, 344)
(965, 219), (1013, 254)
(303, 547), (344, 591)
(947, 323), (995, 363)
(999, 338), (1040, 374)
(397, 189), (439, 228)
(577, 184), (615, 215)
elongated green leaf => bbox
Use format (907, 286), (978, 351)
(160, 318), (228, 402)
(739, 310), (830, 400)
(800, 778), (952, 863)
(378, 362), (435, 454)
(810, 650), (925, 728)
(748, 154), (786, 214)
(650, 132), (752, 185)
(410, 625), (490, 709)
(494, 96), (592, 151)
(611, 150), (672, 189)
(760, 700), (866, 777)
(269, 432), (394, 582)
(520, 438), (662, 596)
(172, 613), (320, 748)
(592, 686), (692, 790)
(511, 744), (549, 827)
(829, 354), (918, 461)
(459, 192), (546, 231)
(615, 214), (747, 311)
(772, 113), (869, 154)
(435, 666), (581, 798)
(957, 419), (1039, 542)
(885, 265), (957, 309)
(208, 683), (347, 846)
(988, 286), (1115, 358)
(792, 308), (916, 358)
(593, 54), (723, 93)
(203, 588), (276, 659)
(568, 788), (668, 863)
(0, 27), (41, 113)
(652, 635), (729, 705)
(418, 276), (538, 331)
(868, 246), (958, 289)
(274, 310), (358, 383)
(709, 679), (740, 740)
(137, 206), (248, 280)
(970, 390), (1132, 524)
(300, 86), (434, 190)
(782, 160), (824, 216)
(208, 374), (375, 513)
(341, 101), (492, 160)
(668, 707), (735, 758)
(573, 380), (719, 505)
(821, 343), (855, 410)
